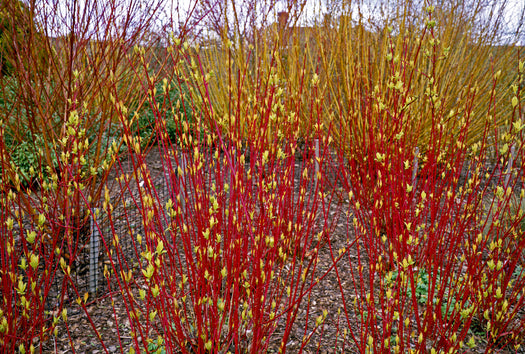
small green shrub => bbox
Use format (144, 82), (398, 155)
(1, 112), (121, 188)
(1, 128), (58, 187)
(11, 137), (44, 182)
(130, 79), (193, 147)
(147, 337), (166, 354)
(388, 268), (458, 318)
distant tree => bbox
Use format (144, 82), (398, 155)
(188, 0), (282, 43)
(1, 0), (27, 76)
(0, 0), (47, 77)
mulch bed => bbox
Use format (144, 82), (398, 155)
(34, 144), (524, 353)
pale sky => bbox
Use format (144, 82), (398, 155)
(33, 0), (524, 45)
(168, 0), (524, 44)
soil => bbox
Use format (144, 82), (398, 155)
(34, 145), (524, 354)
